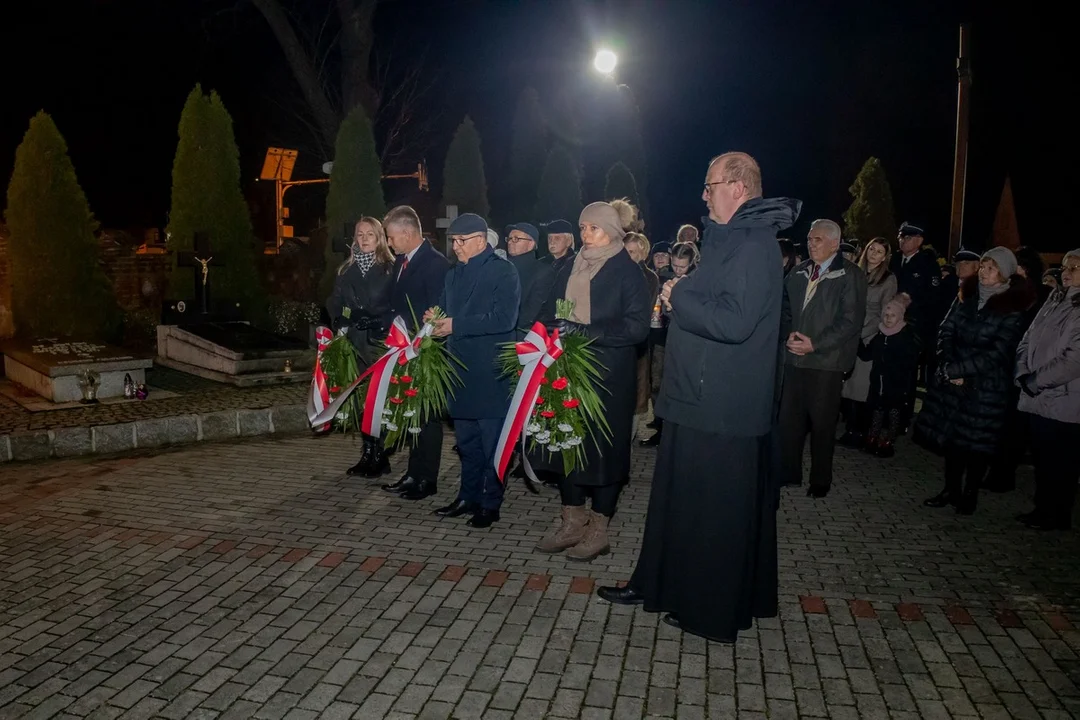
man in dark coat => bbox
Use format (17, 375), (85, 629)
(598, 152), (801, 644)
(778, 219), (868, 497)
(543, 219), (577, 274)
(890, 222), (943, 423)
(381, 205), (450, 500)
(427, 213), (520, 528)
(506, 222), (555, 335)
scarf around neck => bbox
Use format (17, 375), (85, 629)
(351, 245), (377, 277)
(977, 281), (1009, 310)
(878, 320), (906, 337)
(564, 240), (625, 323)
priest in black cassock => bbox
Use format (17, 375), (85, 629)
(598, 152), (801, 643)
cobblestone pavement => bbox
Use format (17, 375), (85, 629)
(0, 368), (307, 435)
(2, 428), (1080, 719)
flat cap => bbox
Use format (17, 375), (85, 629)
(447, 213), (488, 237)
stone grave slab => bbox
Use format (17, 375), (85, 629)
(156, 321), (312, 386)
(0, 338), (153, 403)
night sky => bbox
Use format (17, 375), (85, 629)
(1, 1), (1064, 253)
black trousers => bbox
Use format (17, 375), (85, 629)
(560, 481), (622, 517)
(406, 419), (443, 483)
(454, 418), (504, 511)
(778, 367), (844, 489)
(1031, 413), (1080, 527)
(944, 446), (990, 495)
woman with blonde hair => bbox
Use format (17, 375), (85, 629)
(624, 232), (660, 427)
(838, 236), (897, 447)
(327, 216), (395, 478)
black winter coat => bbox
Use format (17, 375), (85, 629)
(890, 248), (943, 341)
(508, 251), (556, 336)
(858, 324), (921, 409)
(914, 275), (1036, 454)
(326, 261), (393, 366)
(543, 248), (651, 486)
(657, 198), (801, 437)
(386, 241), (450, 330)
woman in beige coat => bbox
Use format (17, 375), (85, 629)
(839, 237), (897, 447)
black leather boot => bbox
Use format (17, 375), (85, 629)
(923, 490), (956, 508)
(363, 440), (390, 478)
(597, 585), (644, 605)
(346, 437), (375, 476)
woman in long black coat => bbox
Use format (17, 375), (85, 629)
(534, 201), (651, 562)
(915, 248), (1035, 514)
(326, 217), (395, 477)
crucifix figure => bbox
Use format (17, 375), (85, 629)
(176, 232), (223, 315)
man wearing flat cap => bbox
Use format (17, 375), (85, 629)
(507, 222), (556, 335)
(425, 213), (520, 528)
(544, 219), (577, 274)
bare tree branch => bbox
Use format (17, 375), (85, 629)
(251, 0), (341, 149)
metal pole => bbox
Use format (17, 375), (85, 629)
(948, 24), (972, 259)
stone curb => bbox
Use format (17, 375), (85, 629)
(0, 403), (310, 463)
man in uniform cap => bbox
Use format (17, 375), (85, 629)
(890, 222), (944, 424)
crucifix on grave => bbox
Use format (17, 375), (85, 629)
(175, 232), (223, 315)
(435, 205), (459, 256)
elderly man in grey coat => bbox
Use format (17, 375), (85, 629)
(778, 218), (867, 498)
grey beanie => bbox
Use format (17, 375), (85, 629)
(981, 247), (1018, 279)
(579, 202), (626, 243)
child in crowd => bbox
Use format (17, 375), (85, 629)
(859, 293), (921, 457)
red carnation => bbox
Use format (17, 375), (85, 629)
(551, 377), (568, 390)
(540, 410), (556, 418)
(389, 376), (399, 384)
(389, 397), (404, 404)
(400, 375), (413, 383)
(404, 388), (418, 397)
(539, 375), (549, 385)
(535, 396), (545, 405)
(329, 386), (341, 393)
(563, 398), (580, 409)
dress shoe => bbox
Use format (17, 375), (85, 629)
(923, 490), (955, 508)
(806, 486), (828, 499)
(382, 474), (415, 492)
(434, 499), (475, 517)
(535, 470), (562, 488)
(874, 442), (895, 459)
(662, 613), (681, 630)
(467, 508), (500, 528)
(638, 432), (661, 447)
(597, 585), (644, 605)
(400, 479), (437, 500)
(646, 417), (660, 430)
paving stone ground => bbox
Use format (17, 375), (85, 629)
(2, 425), (1080, 719)
(0, 368), (307, 435)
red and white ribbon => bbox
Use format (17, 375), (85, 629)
(308, 316), (431, 437)
(306, 326), (334, 431)
(494, 322), (563, 482)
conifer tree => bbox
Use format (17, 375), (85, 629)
(534, 145), (583, 226)
(4, 111), (119, 340)
(604, 161), (640, 208)
(441, 116), (490, 219)
(321, 106), (386, 297)
(167, 85), (264, 315)
(842, 157), (896, 241)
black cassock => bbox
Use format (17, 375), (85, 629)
(632, 428), (777, 641)
(628, 198), (800, 641)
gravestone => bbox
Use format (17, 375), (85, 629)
(158, 232), (311, 386)
(1, 337), (152, 402)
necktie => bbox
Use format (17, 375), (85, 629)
(402, 257), (409, 271)
(810, 264), (820, 282)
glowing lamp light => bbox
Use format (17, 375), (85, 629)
(593, 49), (617, 75)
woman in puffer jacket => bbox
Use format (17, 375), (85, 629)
(1014, 248), (1080, 531)
(915, 247), (1036, 515)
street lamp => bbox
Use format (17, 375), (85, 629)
(593, 49), (617, 75)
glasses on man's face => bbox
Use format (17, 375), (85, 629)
(703, 179), (736, 193)
(451, 234), (484, 246)
(1062, 263), (1080, 273)
(507, 235), (532, 245)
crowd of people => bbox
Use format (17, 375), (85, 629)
(323, 151), (1080, 644)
